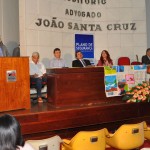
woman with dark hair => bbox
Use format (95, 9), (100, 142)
(97, 50), (113, 67)
(0, 114), (34, 150)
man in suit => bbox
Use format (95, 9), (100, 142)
(72, 50), (91, 67)
(142, 48), (150, 64)
(0, 37), (9, 56)
(13, 44), (20, 57)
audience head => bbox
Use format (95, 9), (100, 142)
(100, 50), (112, 64)
(146, 48), (150, 57)
(0, 114), (24, 150)
(32, 52), (40, 64)
(53, 48), (61, 59)
(75, 50), (83, 59)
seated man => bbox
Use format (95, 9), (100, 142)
(13, 44), (20, 57)
(30, 52), (47, 103)
(0, 37), (9, 56)
(142, 48), (150, 64)
(49, 48), (67, 68)
(72, 50), (91, 67)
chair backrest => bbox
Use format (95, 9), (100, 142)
(131, 61), (142, 65)
(64, 129), (106, 150)
(143, 121), (150, 140)
(118, 57), (130, 65)
(26, 135), (62, 150)
(143, 121), (148, 129)
(106, 122), (144, 149)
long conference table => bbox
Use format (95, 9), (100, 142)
(46, 67), (121, 107)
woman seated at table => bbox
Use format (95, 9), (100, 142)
(97, 50), (113, 67)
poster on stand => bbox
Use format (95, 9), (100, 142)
(104, 65), (146, 97)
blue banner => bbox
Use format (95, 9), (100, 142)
(75, 34), (94, 58)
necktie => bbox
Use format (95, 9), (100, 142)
(81, 59), (86, 67)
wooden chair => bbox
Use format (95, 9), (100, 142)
(105, 122), (144, 149)
(26, 135), (62, 150)
(62, 129), (106, 150)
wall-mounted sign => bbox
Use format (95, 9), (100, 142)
(75, 34), (94, 58)
(6, 70), (17, 82)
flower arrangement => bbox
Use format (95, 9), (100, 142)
(122, 82), (150, 103)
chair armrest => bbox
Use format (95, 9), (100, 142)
(63, 139), (70, 144)
(106, 134), (113, 138)
(104, 128), (113, 138)
(62, 142), (72, 150)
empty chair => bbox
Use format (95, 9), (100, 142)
(106, 122), (144, 150)
(131, 61), (142, 65)
(143, 121), (150, 140)
(62, 129), (106, 150)
(118, 57), (130, 65)
(26, 135), (62, 150)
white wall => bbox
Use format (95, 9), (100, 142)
(0, 0), (19, 56)
(146, 0), (150, 49)
(0, 0), (147, 62)
(19, 0), (147, 67)
(0, 1), (2, 37)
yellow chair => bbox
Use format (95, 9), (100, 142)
(62, 128), (106, 150)
(26, 135), (62, 150)
(143, 121), (150, 140)
(105, 122), (144, 150)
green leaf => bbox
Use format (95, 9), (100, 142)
(122, 94), (133, 101)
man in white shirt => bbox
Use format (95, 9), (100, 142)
(49, 48), (67, 68)
(30, 52), (47, 103)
